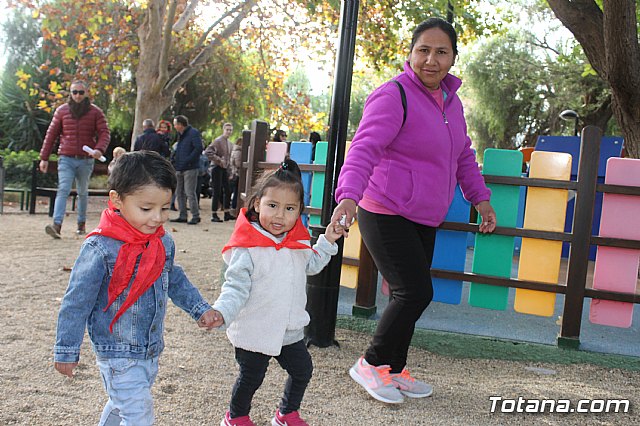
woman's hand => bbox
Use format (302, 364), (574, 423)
(330, 199), (357, 238)
(475, 201), (497, 233)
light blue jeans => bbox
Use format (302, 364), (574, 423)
(96, 357), (159, 426)
(53, 156), (94, 225)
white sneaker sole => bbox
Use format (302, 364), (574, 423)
(349, 366), (404, 404)
(398, 388), (433, 398)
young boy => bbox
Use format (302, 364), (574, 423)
(53, 151), (217, 425)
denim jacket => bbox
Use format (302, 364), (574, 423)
(54, 232), (211, 363)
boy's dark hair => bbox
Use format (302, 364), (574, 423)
(108, 151), (177, 197)
(410, 17), (458, 56)
(246, 158), (305, 222)
(174, 115), (189, 127)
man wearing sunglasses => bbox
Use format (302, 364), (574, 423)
(39, 80), (111, 239)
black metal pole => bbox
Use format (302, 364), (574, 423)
(321, 0), (359, 225)
(305, 0), (359, 348)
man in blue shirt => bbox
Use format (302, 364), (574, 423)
(170, 115), (203, 225)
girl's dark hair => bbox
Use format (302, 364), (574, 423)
(108, 151), (177, 198)
(246, 158), (305, 222)
(410, 17), (458, 56)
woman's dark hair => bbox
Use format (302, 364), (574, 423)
(272, 129), (287, 142)
(245, 158), (305, 222)
(410, 17), (458, 56)
(108, 151), (177, 198)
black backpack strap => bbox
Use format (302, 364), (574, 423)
(392, 80), (407, 127)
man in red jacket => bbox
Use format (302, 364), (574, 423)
(40, 80), (110, 239)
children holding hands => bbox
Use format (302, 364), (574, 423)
(53, 151), (217, 425)
(211, 159), (344, 426)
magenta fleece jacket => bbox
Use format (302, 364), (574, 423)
(335, 62), (491, 227)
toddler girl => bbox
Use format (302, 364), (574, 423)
(211, 159), (344, 426)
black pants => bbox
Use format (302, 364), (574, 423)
(229, 176), (239, 209)
(358, 207), (436, 373)
(229, 340), (313, 418)
(210, 166), (230, 213)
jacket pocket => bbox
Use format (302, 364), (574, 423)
(384, 160), (418, 207)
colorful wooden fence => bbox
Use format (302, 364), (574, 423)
(239, 121), (640, 348)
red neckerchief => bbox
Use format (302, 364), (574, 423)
(222, 208), (314, 253)
(87, 201), (166, 332)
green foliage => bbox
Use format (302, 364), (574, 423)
(0, 73), (52, 151)
(0, 9), (59, 151)
(0, 149), (56, 188)
(461, 29), (611, 151)
(296, 0), (503, 73)
(171, 43), (266, 137)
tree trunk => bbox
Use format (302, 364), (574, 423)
(132, 0), (168, 148)
(131, 0), (256, 146)
(547, 0), (640, 158)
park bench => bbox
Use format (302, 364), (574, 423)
(0, 156), (30, 213)
(29, 159), (110, 216)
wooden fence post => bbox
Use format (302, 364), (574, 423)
(559, 125), (602, 349)
(243, 120), (269, 203)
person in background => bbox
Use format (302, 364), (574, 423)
(205, 122), (235, 223)
(133, 119), (171, 158)
(197, 150), (211, 203)
(157, 120), (173, 144)
(108, 146), (127, 175)
(228, 137), (243, 212)
(210, 159), (344, 426)
(170, 115), (203, 225)
(272, 129), (287, 142)
(309, 131), (321, 162)
(40, 80), (110, 239)
(158, 119), (177, 210)
(53, 151), (216, 425)
(331, 17), (497, 404)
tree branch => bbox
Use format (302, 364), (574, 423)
(546, 0), (606, 77)
(173, 0), (199, 32)
(163, 0), (257, 96)
(176, 2), (245, 66)
(157, 0), (178, 91)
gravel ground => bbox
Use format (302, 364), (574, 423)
(1, 198), (639, 425)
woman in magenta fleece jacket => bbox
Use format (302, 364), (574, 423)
(332, 18), (497, 404)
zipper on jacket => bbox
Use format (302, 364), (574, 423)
(442, 111), (448, 125)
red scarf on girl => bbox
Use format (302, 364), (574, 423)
(222, 208), (313, 253)
(87, 202), (166, 332)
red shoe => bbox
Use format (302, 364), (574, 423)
(271, 410), (308, 426)
(221, 410), (255, 426)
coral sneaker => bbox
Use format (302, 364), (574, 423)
(271, 410), (308, 426)
(221, 410), (256, 426)
(390, 368), (433, 398)
(349, 356), (404, 404)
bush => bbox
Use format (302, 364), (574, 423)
(0, 149), (57, 189)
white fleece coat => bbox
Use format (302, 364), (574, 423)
(213, 223), (338, 356)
